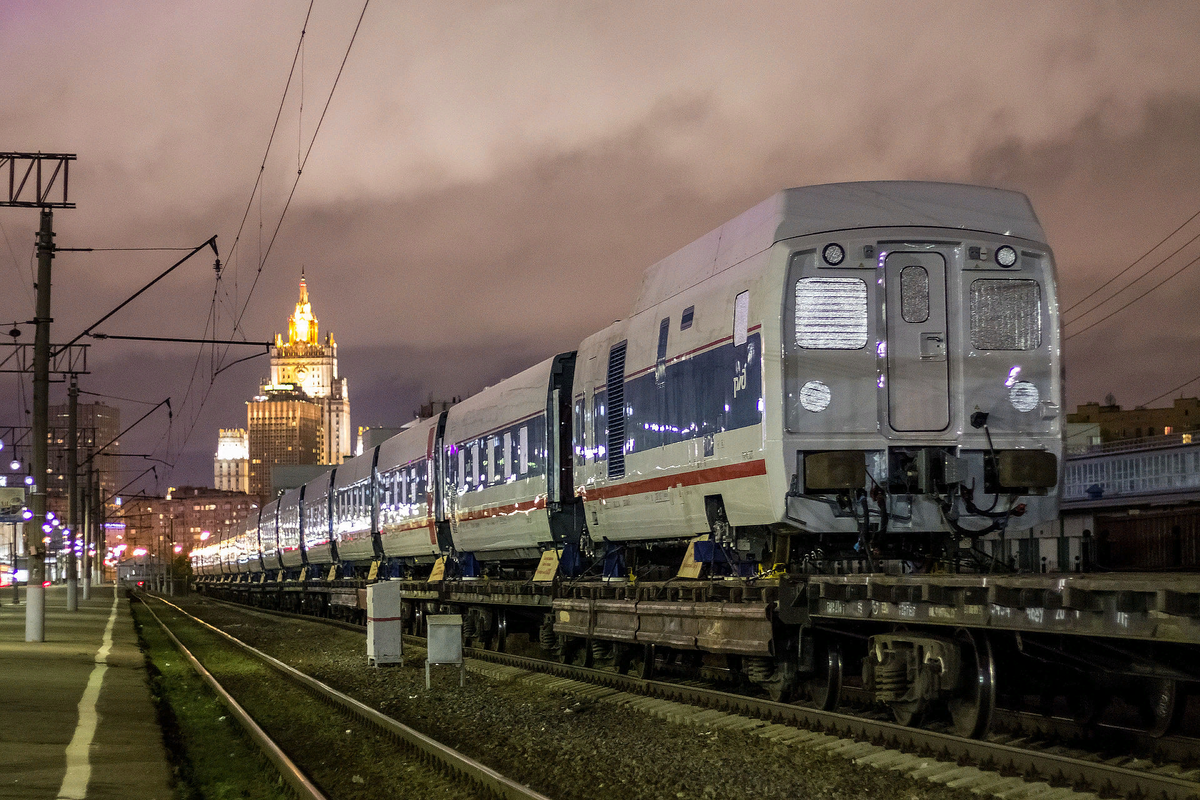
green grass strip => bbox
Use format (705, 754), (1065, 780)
(132, 601), (290, 800)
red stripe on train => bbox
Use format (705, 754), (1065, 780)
(579, 459), (768, 502)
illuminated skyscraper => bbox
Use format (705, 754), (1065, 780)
(240, 275), (351, 497)
(213, 428), (249, 493)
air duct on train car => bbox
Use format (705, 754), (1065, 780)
(996, 450), (1058, 489)
(803, 451), (866, 491)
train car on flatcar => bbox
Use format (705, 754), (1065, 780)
(302, 471), (337, 568)
(570, 182), (1061, 571)
(376, 414), (444, 565)
(278, 487), (303, 570)
(332, 450), (375, 566)
(438, 355), (582, 568)
(258, 499), (281, 573)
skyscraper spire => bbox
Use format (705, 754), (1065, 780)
(288, 272), (318, 346)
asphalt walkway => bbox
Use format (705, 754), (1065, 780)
(0, 584), (173, 800)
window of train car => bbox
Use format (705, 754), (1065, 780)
(574, 398), (585, 468)
(593, 390), (608, 462)
(969, 279), (1042, 350)
(795, 277), (869, 349)
(900, 265), (930, 323)
(734, 291), (750, 347)
(519, 426), (529, 475)
(504, 432), (514, 481)
(681, 305), (694, 330)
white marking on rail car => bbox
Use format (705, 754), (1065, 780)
(56, 588), (118, 800)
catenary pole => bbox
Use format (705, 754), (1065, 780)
(66, 379), (78, 609)
(25, 209), (52, 641)
(82, 459), (92, 600)
(66, 375), (78, 611)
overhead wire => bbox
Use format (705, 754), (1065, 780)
(144, 0), (316, 485)
(1063, 224), (1200, 329)
(228, 0), (372, 343)
(151, 0), (370, 490)
(1064, 249), (1200, 340)
(1062, 207), (1200, 319)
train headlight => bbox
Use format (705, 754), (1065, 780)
(995, 245), (1017, 268)
(800, 380), (831, 412)
(822, 243), (845, 266)
(1008, 381), (1039, 412)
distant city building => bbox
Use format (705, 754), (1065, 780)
(48, 401), (120, 501)
(234, 274), (352, 497)
(247, 389), (324, 497)
(109, 486), (258, 561)
(213, 428), (249, 493)
(1067, 397), (1200, 443)
(356, 425), (405, 456)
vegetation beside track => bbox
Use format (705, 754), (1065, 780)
(132, 599), (289, 800)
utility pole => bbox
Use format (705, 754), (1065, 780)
(0, 152), (75, 642)
(66, 375), (78, 611)
(82, 460), (93, 600)
(25, 207), (54, 640)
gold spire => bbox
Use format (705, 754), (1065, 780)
(287, 275), (319, 346)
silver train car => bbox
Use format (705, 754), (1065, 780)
(199, 180), (1061, 579)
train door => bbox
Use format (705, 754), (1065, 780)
(884, 252), (949, 431)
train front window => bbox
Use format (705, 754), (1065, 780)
(795, 277), (868, 349)
(900, 265), (930, 323)
(970, 279), (1041, 350)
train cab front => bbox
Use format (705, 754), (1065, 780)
(781, 232), (1062, 567)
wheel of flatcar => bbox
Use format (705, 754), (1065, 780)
(947, 630), (996, 739)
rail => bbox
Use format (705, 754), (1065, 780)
(138, 598), (328, 800)
(144, 594), (550, 800)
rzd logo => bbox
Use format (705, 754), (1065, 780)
(733, 360), (747, 397)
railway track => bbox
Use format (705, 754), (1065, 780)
(137, 595), (549, 800)
(190, 595), (1200, 800)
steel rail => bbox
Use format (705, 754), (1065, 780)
(147, 595), (550, 800)
(138, 598), (327, 800)
(196, 593), (1200, 800)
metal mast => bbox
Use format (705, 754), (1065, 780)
(0, 152), (75, 641)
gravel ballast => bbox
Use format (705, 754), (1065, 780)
(172, 596), (981, 800)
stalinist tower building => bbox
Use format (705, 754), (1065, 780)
(227, 275), (351, 497)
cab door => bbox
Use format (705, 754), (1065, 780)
(885, 252), (949, 431)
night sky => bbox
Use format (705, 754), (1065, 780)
(3, 1), (1200, 494)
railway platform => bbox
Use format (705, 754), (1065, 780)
(0, 583), (173, 800)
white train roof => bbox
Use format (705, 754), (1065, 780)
(634, 181), (1045, 314)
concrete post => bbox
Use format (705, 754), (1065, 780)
(25, 209), (53, 642)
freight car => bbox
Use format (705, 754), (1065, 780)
(196, 182), (1198, 738)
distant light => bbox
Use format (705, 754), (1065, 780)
(21, 509), (32, 520)
(115, 497), (122, 506)
(10, 459), (20, 470)
(24, 476), (32, 486)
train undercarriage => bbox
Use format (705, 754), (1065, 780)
(196, 560), (1200, 741)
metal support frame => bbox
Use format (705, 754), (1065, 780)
(0, 153), (75, 209)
